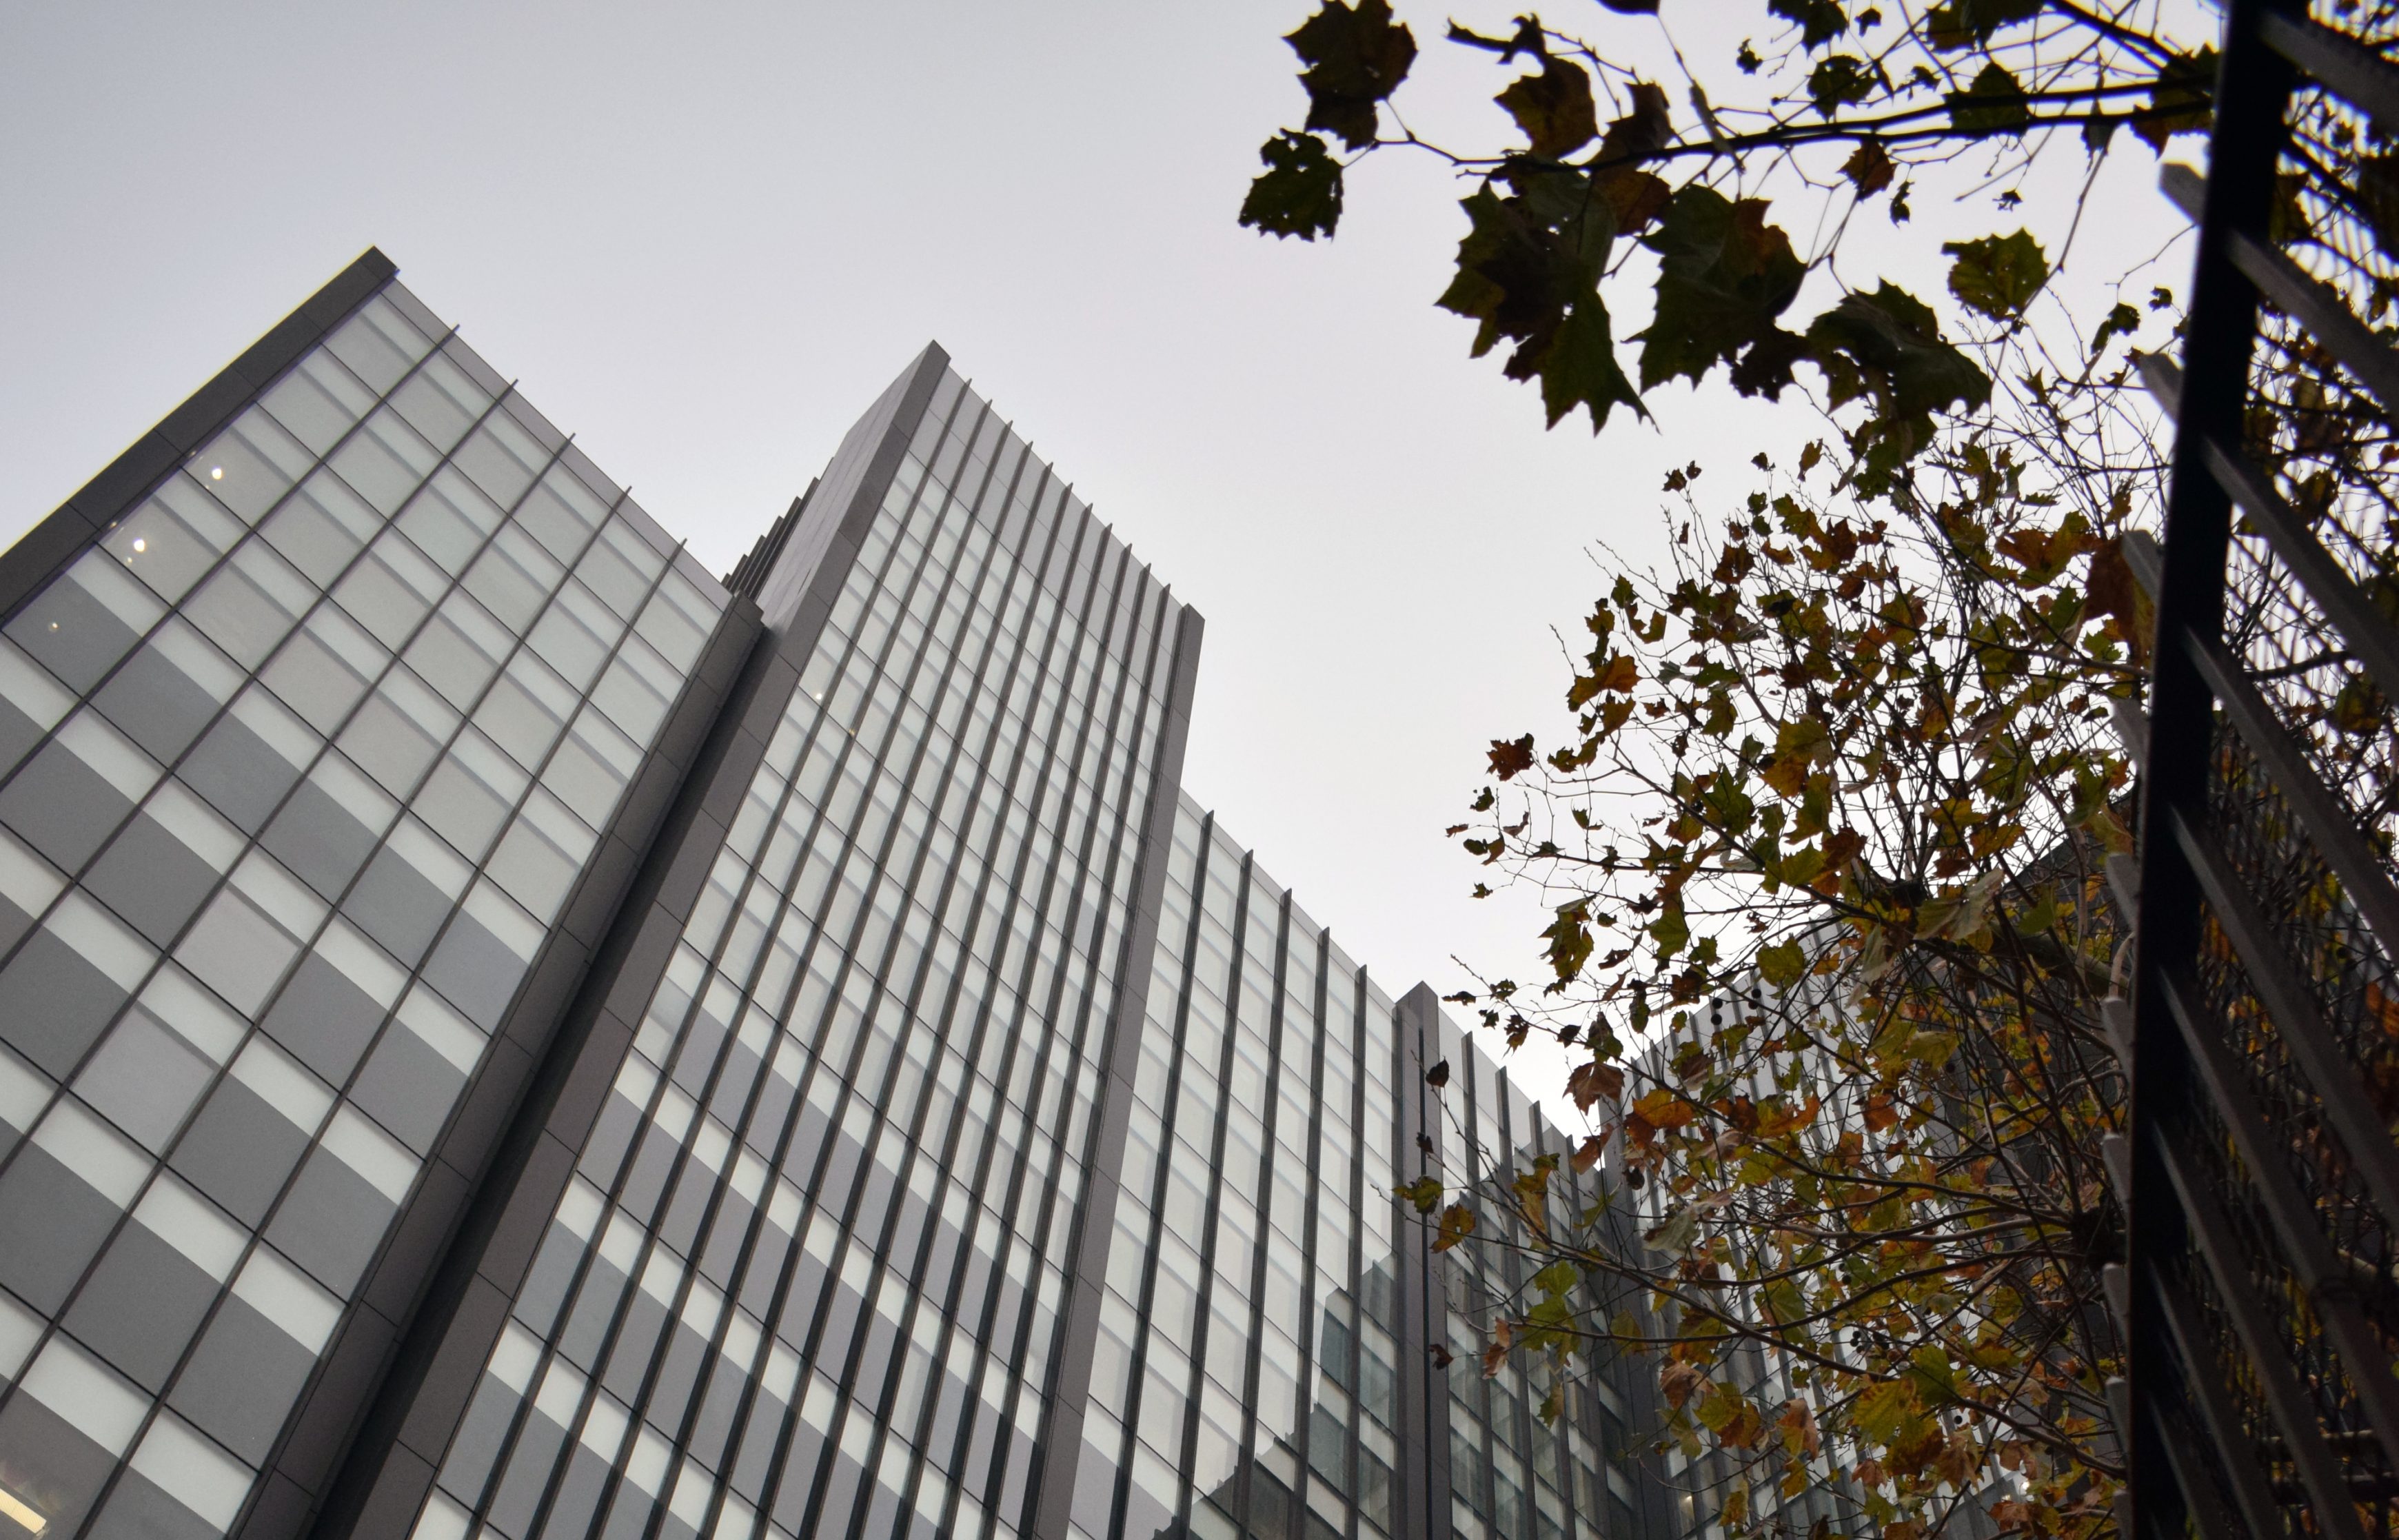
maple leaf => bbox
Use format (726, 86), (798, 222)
(1488, 733), (1537, 779)
(1946, 63), (2029, 136)
(1568, 1057), (1626, 1111)
(1637, 187), (1806, 391)
(1941, 229), (2049, 318)
(1286, 0), (1417, 151)
(1498, 58), (1599, 158)
(1841, 139), (1896, 196)
(1239, 132), (1345, 240)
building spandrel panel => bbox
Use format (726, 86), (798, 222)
(0, 254), (747, 1540)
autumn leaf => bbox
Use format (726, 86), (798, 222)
(1907, 1343), (1961, 1405)
(1427, 1057), (1452, 1087)
(1841, 138), (1896, 196)
(1700, 1381), (1766, 1447)
(1852, 1377), (1928, 1446)
(1488, 733), (1537, 779)
(2085, 539), (2149, 662)
(1759, 938), (1808, 988)
(1434, 1200), (1478, 1251)
(1512, 1166), (1552, 1234)
(1498, 58), (1599, 158)
(1568, 1057), (1626, 1111)
(1660, 1361), (1708, 1409)
(1286, 0), (1418, 151)
(1543, 902), (1595, 981)
(1537, 296), (1649, 432)
(1632, 1087), (1698, 1131)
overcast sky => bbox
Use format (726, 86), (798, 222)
(1, 2), (2197, 1113)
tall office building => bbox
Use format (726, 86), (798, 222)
(0, 252), (1658, 1540)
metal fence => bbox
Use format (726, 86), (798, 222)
(2126, 1), (2399, 1534)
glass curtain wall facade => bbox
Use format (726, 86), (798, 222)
(1070, 799), (1659, 1540)
(0, 251), (1660, 1540)
(0, 255), (744, 1540)
(1404, 1011), (1657, 1540)
(1071, 796), (1403, 1540)
(398, 359), (1194, 1540)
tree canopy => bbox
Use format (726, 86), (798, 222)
(1239, 3), (2251, 1535)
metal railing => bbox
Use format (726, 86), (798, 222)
(2127, 2), (2399, 1534)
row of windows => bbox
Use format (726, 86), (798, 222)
(0, 284), (727, 1540)
(1426, 1019), (1634, 1540)
(1076, 799), (1639, 1540)
(420, 374), (1184, 1540)
(1073, 802), (1419, 1540)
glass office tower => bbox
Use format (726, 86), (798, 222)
(0, 252), (1657, 1540)
(0, 255), (749, 1540)
(1070, 798), (1660, 1540)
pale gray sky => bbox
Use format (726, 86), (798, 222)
(1, 1), (2194, 1111)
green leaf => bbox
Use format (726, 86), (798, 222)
(1803, 282), (1992, 421)
(1941, 228), (2049, 319)
(1437, 183), (1646, 432)
(1537, 291), (1647, 432)
(1543, 902), (1595, 982)
(1636, 186), (1807, 390)
(1945, 63), (2030, 137)
(1398, 1175), (1445, 1214)
(1286, 0), (1418, 152)
(1498, 58), (1599, 158)
(1906, 1343), (1961, 1404)
(1768, 0), (1848, 49)
(1239, 132), (1346, 240)
(1851, 1378), (1925, 1446)
(1650, 905), (1691, 960)
(1924, 0), (2041, 50)
(1759, 938), (1808, 989)
(1807, 55), (1877, 117)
